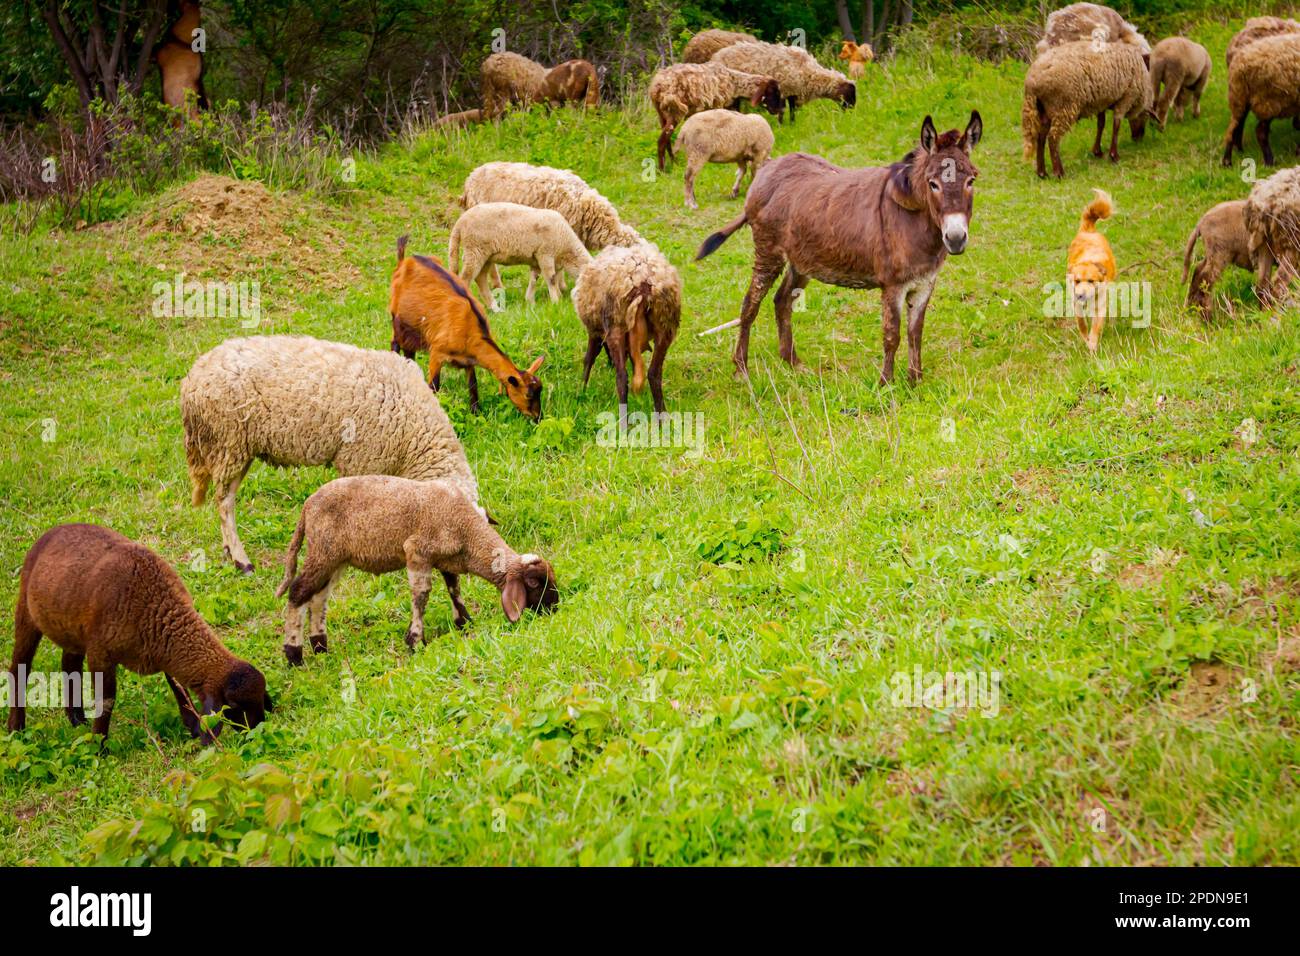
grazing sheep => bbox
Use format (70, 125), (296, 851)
(1182, 200), (1254, 319)
(648, 62), (784, 171)
(275, 477), (558, 663)
(673, 109), (774, 209)
(1220, 33), (1300, 168)
(839, 40), (874, 79)
(542, 59), (600, 109)
(389, 236), (545, 418)
(181, 335), (478, 572)
(1226, 16), (1300, 68)
(460, 161), (643, 250)
(480, 51), (548, 118)
(1037, 3), (1150, 56)
(683, 28), (759, 63)
(1149, 37), (1211, 129)
(7, 524), (271, 745)
(1021, 39), (1153, 178)
(448, 202), (592, 306)
(712, 42), (856, 123)
(1244, 165), (1300, 305)
(572, 242), (681, 418)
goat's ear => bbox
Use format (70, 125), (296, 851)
(920, 115), (938, 152)
(501, 576), (526, 622)
(527, 354), (546, 374)
(961, 110), (983, 152)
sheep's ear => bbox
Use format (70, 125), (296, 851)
(501, 576), (526, 622)
(960, 110), (983, 153)
(920, 115), (938, 152)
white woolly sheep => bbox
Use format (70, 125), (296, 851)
(448, 201), (593, 309)
(711, 41), (856, 123)
(647, 61), (783, 171)
(1021, 38), (1153, 178)
(683, 28), (759, 63)
(275, 476), (558, 664)
(480, 51), (548, 118)
(1182, 199), (1254, 319)
(181, 335), (478, 572)
(571, 241), (681, 418)
(1226, 16), (1300, 68)
(673, 108), (774, 209)
(1037, 3), (1149, 55)
(1149, 37), (1211, 129)
(1244, 165), (1300, 305)
(460, 161), (642, 250)
(1221, 32), (1300, 168)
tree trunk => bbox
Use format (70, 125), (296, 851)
(836, 0), (856, 42)
(860, 1), (874, 44)
(875, 0), (893, 50)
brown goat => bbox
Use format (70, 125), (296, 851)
(7, 524), (270, 746)
(542, 59), (600, 109)
(389, 236), (545, 420)
(697, 113), (982, 385)
(153, 0), (206, 117)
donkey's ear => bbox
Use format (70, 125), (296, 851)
(960, 110), (983, 153)
(920, 115), (938, 152)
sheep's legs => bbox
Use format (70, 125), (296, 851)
(580, 331), (602, 388)
(217, 465), (253, 573)
(684, 156), (706, 209)
(405, 563), (433, 650)
(647, 331), (671, 417)
(729, 162), (747, 199)
(1222, 111), (1247, 166)
(5, 608), (41, 732)
(905, 274), (936, 385)
(656, 124), (675, 171)
(89, 656), (116, 743)
(1254, 246), (1278, 307)
(1187, 258), (1223, 320)
(733, 254), (784, 378)
(773, 266), (810, 371)
(62, 651), (86, 727)
(442, 571), (470, 629)
(535, 254), (561, 303)
(306, 572), (339, 654)
(1091, 112), (1105, 157)
(1256, 118), (1275, 166)
(167, 674), (203, 737)
(525, 268), (538, 304)
(606, 334), (631, 429)
(1108, 109), (1121, 163)
(1035, 106), (1050, 178)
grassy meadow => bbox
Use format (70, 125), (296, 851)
(1, 19), (1298, 865)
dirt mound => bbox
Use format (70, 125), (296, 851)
(148, 174), (283, 241)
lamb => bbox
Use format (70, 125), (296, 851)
(460, 161), (643, 250)
(480, 51), (548, 118)
(682, 28), (759, 63)
(1244, 165), (1300, 306)
(1182, 200), (1254, 319)
(1226, 16), (1300, 68)
(1220, 33), (1300, 168)
(181, 335), (478, 572)
(1037, 3), (1150, 56)
(389, 235), (546, 419)
(275, 476), (558, 663)
(673, 108), (774, 209)
(711, 42), (856, 123)
(7, 524), (271, 745)
(1021, 39), (1153, 178)
(839, 40), (874, 79)
(448, 202), (592, 307)
(572, 241), (681, 419)
(647, 61), (783, 171)
(541, 59), (600, 109)
(1149, 37), (1210, 129)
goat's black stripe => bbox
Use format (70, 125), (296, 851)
(412, 254), (494, 339)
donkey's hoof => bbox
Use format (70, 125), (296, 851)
(283, 644), (304, 666)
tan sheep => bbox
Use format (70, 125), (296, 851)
(1182, 200), (1253, 319)
(276, 476), (558, 663)
(460, 161), (643, 250)
(1221, 33), (1300, 168)
(673, 109), (774, 209)
(1037, 3), (1150, 55)
(1226, 16), (1300, 68)
(480, 51), (548, 119)
(648, 61), (783, 171)
(1021, 39), (1153, 178)
(1244, 165), (1300, 306)
(572, 242), (681, 419)
(711, 41), (856, 123)
(448, 201), (592, 309)
(1149, 37), (1210, 129)
(682, 28), (759, 63)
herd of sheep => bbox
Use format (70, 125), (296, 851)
(7, 4), (1300, 751)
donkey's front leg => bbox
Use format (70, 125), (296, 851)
(905, 274), (937, 385)
(879, 285), (905, 385)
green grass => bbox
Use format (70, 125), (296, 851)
(2, 21), (1299, 865)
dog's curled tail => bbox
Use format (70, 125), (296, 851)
(1181, 222), (1201, 285)
(1080, 189), (1113, 231)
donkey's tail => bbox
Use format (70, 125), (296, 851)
(1181, 222), (1201, 285)
(274, 511), (307, 599)
(696, 212), (749, 261)
(1079, 189), (1113, 232)
(1020, 91), (1041, 161)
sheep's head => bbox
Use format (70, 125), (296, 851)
(750, 78), (783, 116)
(505, 354), (545, 420)
(836, 80), (857, 109)
(501, 553), (559, 621)
(211, 661), (271, 734)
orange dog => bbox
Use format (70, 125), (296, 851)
(1066, 189), (1116, 352)
(838, 40), (875, 79)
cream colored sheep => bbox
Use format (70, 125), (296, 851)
(1182, 200), (1253, 319)
(1149, 37), (1210, 129)
(1037, 3), (1149, 55)
(1221, 33), (1300, 168)
(448, 202), (592, 309)
(1244, 165), (1300, 305)
(711, 42), (856, 123)
(480, 51), (547, 118)
(181, 335), (478, 572)
(647, 61), (783, 170)
(673, 109), (774, 209)
(571, 242), (681, 418)
(460, 161), (642, 250)
(683, 28), (758, 63)
(1021, 39), (1153, 178)
(1226, 16), (1300, 68)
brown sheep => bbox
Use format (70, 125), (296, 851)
(1225, 16), (1300, 68)
(1221, 33), (1300, 168)
(682, 29), (759, 63)
(1243, 165), (1300, 306)
(648, 62), (783, 171)
(1149, 37), (1211, 129)
(542, 59), (600, 109)
(480, 51), (548, 119)
(1037, 3), (1150, 57)
(7, 524), (271, 746)
(711, 42), (856, 123)
(1182, 200), (1253, 319)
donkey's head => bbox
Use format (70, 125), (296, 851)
(888, 111), (982, 255)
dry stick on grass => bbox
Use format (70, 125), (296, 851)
(740, 364), (815, 504)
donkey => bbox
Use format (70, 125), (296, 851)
(696, 112), (982, 385)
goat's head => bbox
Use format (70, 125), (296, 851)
(891, 111), (982, 255)
(501, 553), (560, 621)
(750, 78), (784, 116)
(505, 354), (545, 420)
